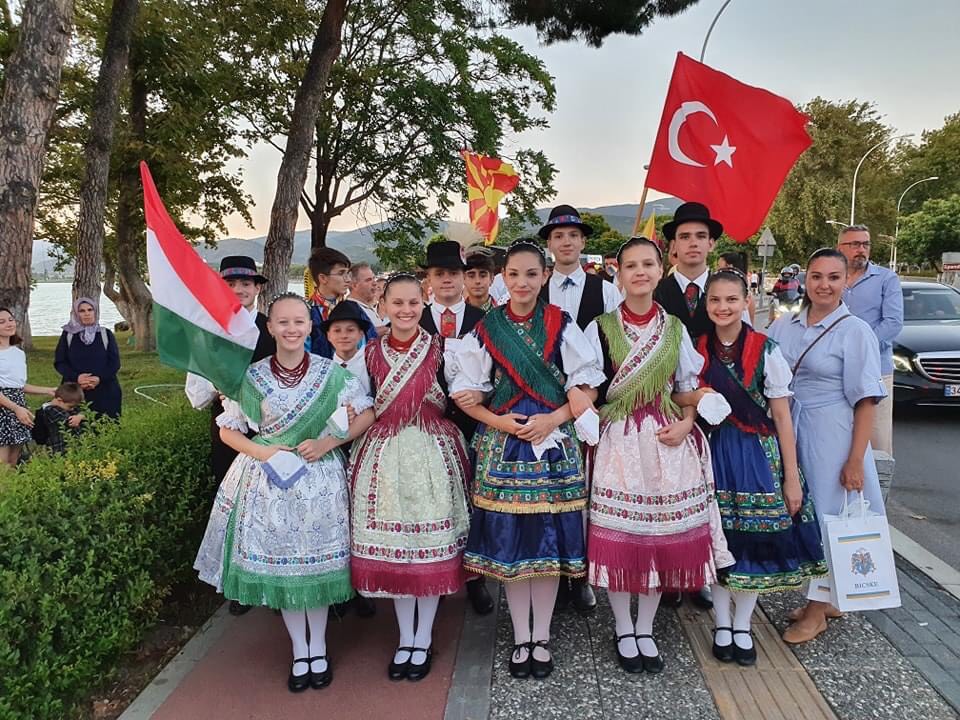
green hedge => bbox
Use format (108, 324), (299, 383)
(0, 401), (215, 720)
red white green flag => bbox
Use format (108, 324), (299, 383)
(141, 161), (258, 398)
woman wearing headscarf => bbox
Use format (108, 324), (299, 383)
(54, 298), (122, 418)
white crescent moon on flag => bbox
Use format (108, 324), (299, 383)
(667, 101), (719, 168)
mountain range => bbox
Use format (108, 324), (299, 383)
(32, 199), (681, 272)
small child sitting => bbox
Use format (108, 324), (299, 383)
(32, 382), (86, 454)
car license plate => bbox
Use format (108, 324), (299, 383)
(946, 385), (960, 397)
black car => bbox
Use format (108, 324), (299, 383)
(893, 281), (960, 405)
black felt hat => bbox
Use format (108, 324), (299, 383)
(661, 202), (723, 241)
(537, 204), (594, 240)
(419, 240), (467, 270)
(319, 299), (372, 335)
(219, 255), (268, 284)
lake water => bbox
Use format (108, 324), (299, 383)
(28, 282), (305, 336)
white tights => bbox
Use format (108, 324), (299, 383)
(607, 590), (662, 657)
(711, 584), (758, 649)
(504, 577), (560, 662)
(393, 595), (441, 664)
(280, 607), (330, 674)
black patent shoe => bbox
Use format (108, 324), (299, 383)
(689, 587), (714, 610)
(508, 643), (532, 679)
(288, 658), (310, 692)
(309, 656), (332, 689)
(712, 627), (735, 663)
(733, 630), (757, 667)
(407, 647), (433, 682)
(467, 576), (495, 615)
(388, 646), (413, 681)
(229, 600), (252, 616)
(571, 578), (597, 615)
(354, 595), (377, 618)
(636, 635), (664, 674)
(530, 640), (554, 679)
(614, 634), (644, 674)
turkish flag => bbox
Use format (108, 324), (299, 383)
(646, 53), (812, 242)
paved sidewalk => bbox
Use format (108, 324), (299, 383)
(121, 554), (960, 720)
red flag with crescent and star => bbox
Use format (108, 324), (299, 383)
(462, 150), (520, 246)
(645, 53), (812, 242)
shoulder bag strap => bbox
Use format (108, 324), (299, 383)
(791, 314), (851, 376)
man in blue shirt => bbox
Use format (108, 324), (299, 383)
(838, 224), (903, 456)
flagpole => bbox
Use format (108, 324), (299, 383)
(699, 0), (734, 62)
(632, 185), (650, 236)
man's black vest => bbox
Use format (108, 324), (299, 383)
(539, 273), (605, 330)
(653, 274), (714, 340)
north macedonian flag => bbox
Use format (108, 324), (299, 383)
(141, 161), (258, 399)
(462, 151), (520, 246)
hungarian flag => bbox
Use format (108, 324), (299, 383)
(645, 53), (812, 242)
(141, 162), (258, 399)
(462, 151), (520, 245)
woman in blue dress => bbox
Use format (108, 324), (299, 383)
(54, 298), (122, 418)
(768, 248), (887, 644)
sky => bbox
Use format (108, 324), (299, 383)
(221, 0), (960, 239)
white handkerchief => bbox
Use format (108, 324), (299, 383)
(262, 450), (308, 490)
(326, 406), (350, 439)
(573, 408), (600, 446)
(697, 392), (732, 425)
(531, 429), (567, 460)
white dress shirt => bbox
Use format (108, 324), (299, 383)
(490, 273), (509, 304)
(547, 266), (621, 319)
(333, 351), (371, 396)
(673, 269), (751, 325)
(430, 299), (466, 337)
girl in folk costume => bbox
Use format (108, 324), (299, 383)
(348, 273), (471, 682)
(448, 240), (605, 680)
(687, 269), (826, 666)
(194, 294), (375, 693)
(584, 238), (734, 674)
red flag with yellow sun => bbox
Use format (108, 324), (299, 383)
(462, 150), (520, 246)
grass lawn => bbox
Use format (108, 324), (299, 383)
(24, 333), (186, 410)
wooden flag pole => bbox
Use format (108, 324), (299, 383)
(632, 186), (650, 237)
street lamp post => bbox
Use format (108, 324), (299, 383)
(850, 133), (913, 224)
(892, 176), (939, 270)
(700, 0), (734, 62)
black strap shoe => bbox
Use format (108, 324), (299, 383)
(467, 576), (495, 615)
(407, 647), (433, 682)
(732, 630), (757, 667)
(388, 646), (413, 681)
(636, 635), (664, 674)
(228, 600), (252, 616)
(712, 626), (735, 663)
(288, 658), (310, 693)
(508, 643), (532, 679)
(530, 640), (554, 679)
(571, 578), (597, 615)
(614, 634), (644, 674)
(309, 655), (332, 689)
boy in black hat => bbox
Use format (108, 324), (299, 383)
(539, 204), (621, 331)
(654, 202), (722, 340)
(419, 240), (494, 616)
(185, 255), (276, 615)
(537, 205), (620, 615)
(653, 201), (723, 611)
(322, 300), (373, 396)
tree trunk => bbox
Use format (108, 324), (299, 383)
(260, 0), (347, 303)
(112, 46), (154, 350)
(72, 0), (140, 302)
(0, 0), (73, 347)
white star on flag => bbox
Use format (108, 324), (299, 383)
(711, 135), (736, 167)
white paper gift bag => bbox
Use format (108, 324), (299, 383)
(822, 493), (901, 612)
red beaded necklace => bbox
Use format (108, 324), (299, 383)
(387, 331), (418, 352)
(505, 303), (535, 323)
(270, 352), (310, 388)
(621, 302), (658, 327)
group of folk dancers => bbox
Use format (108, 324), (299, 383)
(190, 202), (888, 692)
